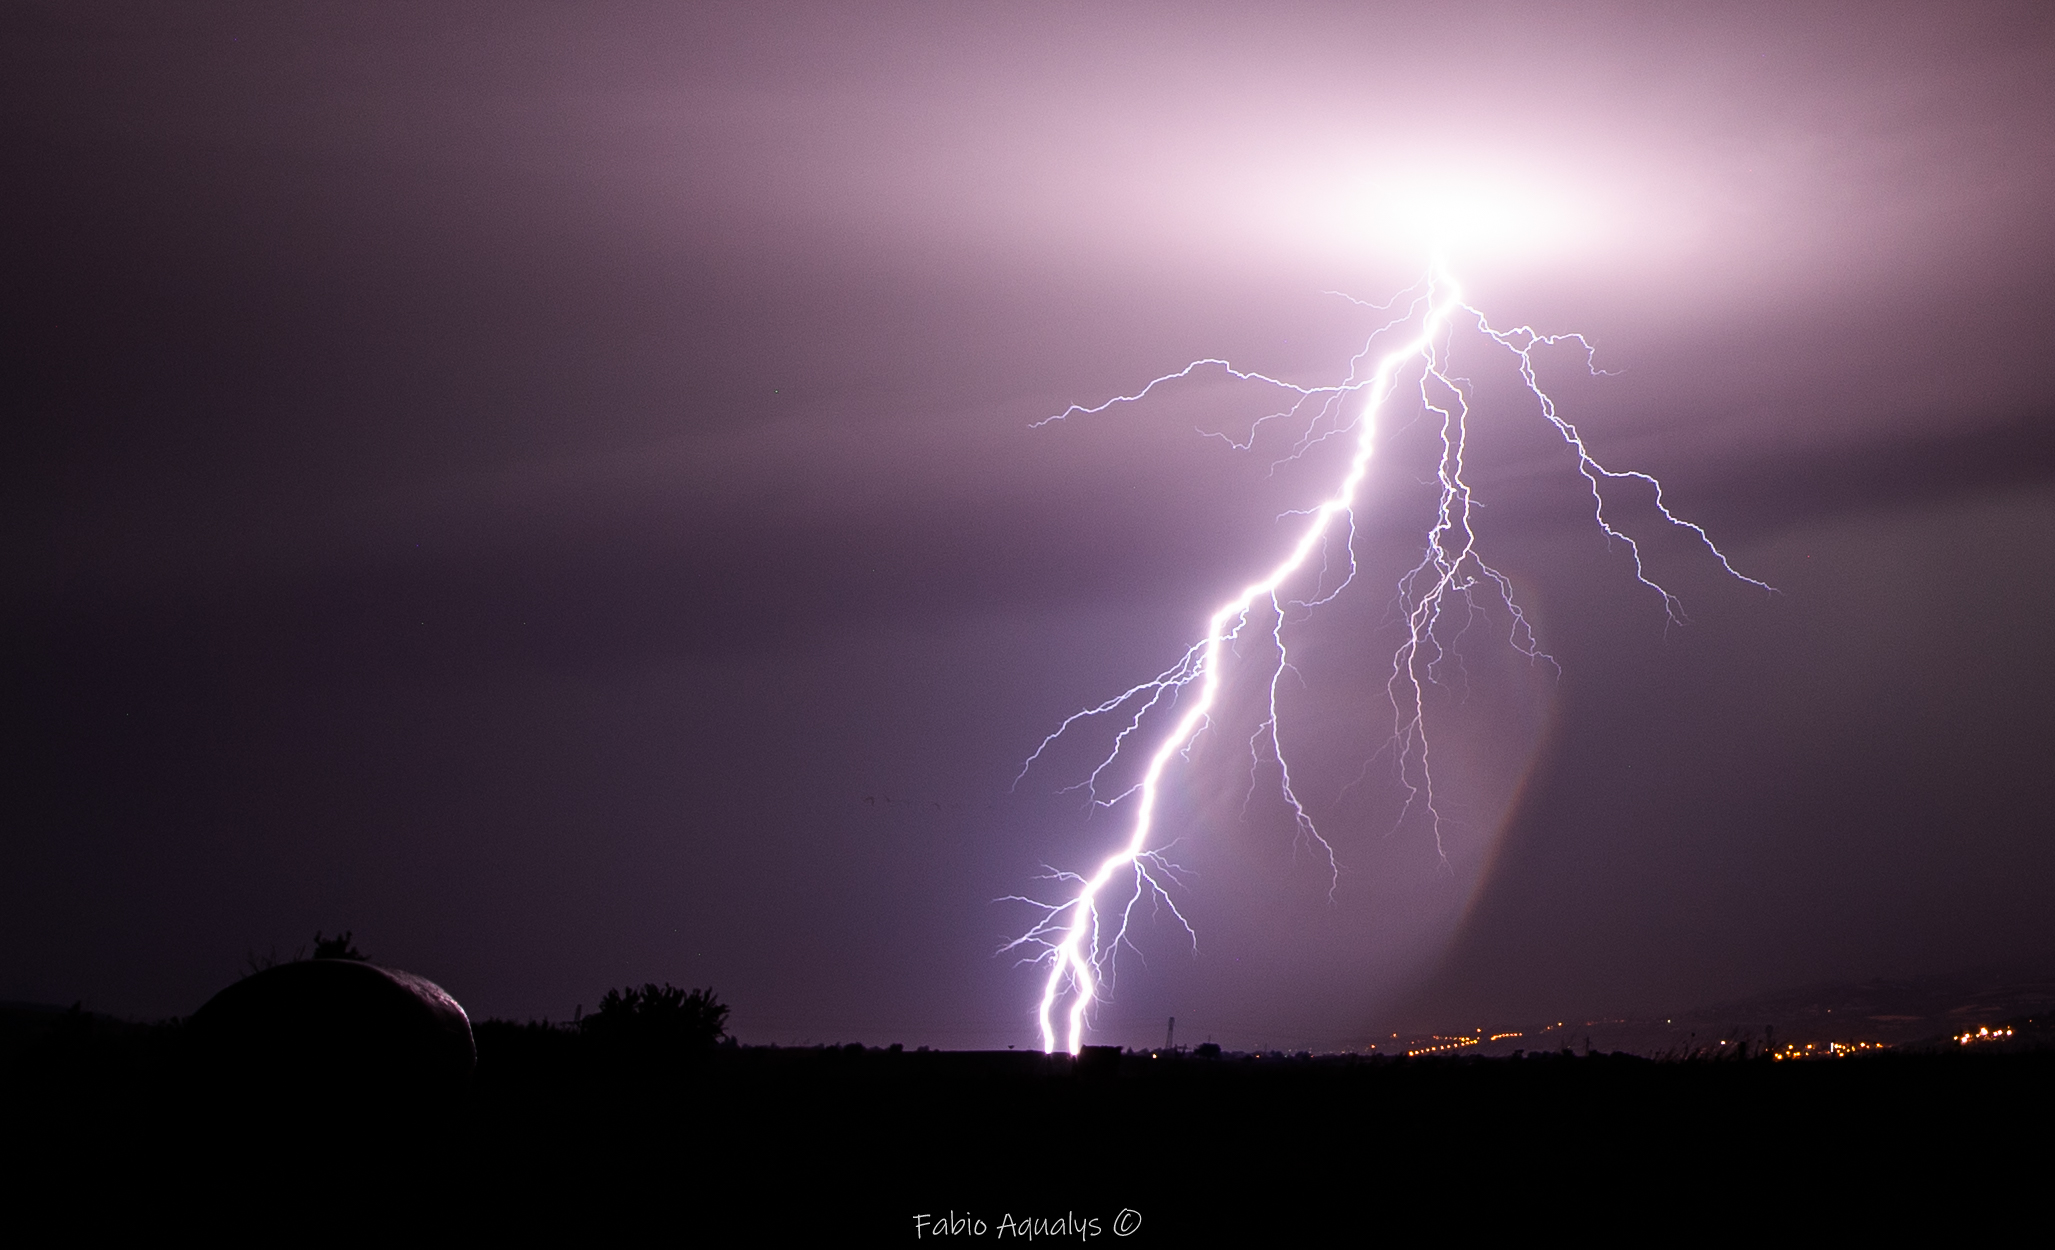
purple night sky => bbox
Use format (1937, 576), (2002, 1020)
(7, 2), (2055, 1050)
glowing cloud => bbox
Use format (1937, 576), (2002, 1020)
(1288, 168), (1612, 266)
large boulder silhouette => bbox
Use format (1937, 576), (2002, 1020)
(188, 959), (475, 1108)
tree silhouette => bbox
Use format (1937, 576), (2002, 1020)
(311, 931), (368, 961)
(579, 984), (729, 1056)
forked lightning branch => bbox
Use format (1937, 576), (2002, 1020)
(1005, 264), (1770, 1056)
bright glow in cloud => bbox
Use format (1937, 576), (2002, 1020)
(1280, 166), (1614, 268)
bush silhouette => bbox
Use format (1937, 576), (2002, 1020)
(579, 984), (728, 1057)
(311, 931), (368, 961)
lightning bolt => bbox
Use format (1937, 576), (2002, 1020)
(1007, 263), (1770, 1056)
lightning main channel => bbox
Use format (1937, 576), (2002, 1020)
(1007, 264), (1769, 1056)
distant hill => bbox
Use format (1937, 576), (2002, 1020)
(1448, 968), (2055, 1057)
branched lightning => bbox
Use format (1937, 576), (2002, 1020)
(1007, 263), (1769, 1055)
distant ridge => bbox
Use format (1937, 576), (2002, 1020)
(1467, 968), (2055, 1057)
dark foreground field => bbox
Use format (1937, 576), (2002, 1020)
(8, 1009), (2052, 1238)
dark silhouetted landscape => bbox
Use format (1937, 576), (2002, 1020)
(8, 948), (2054, 1235)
